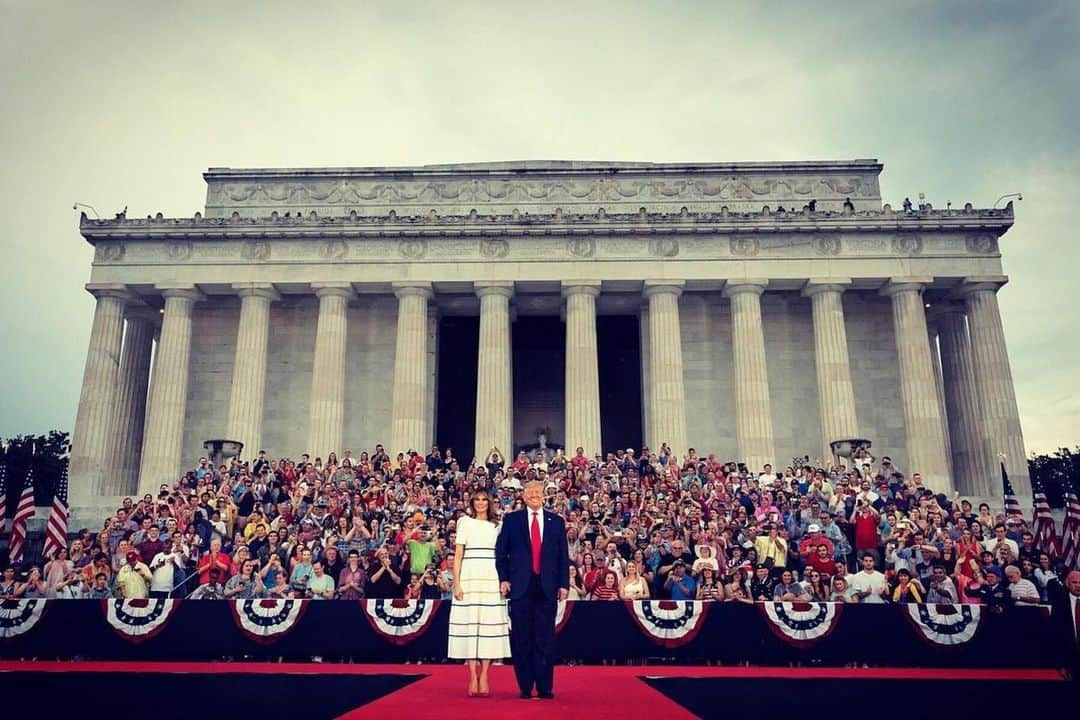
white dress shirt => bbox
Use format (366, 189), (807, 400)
(528, 508), (545, 542)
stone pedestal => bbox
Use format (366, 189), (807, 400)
(934, 303), (993, 497)
(563, 281), (602, 457)
(111, 305), (157, 496)
(70, 284), (130, 505)
(138, 286), (204, 495)
(881, 278), (952, 492)
(474, 282), (514, 463)
(225, 283), (280, 461)
(957, 277), (1029, 495)
(307, 283), (354, 459)
(803, 280), (859, 461)
(643, 281), (687, 457)
(725, 280), (775, 470)
(391, 283), (433, 457)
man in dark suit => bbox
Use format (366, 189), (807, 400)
(495, 479), (570, 699)
(1047, 569), (1080, 679)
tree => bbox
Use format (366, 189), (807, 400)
(1, 431), (70, 513)
(1027, 447), (1078, 508)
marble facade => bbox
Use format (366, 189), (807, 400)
(69, 160), (1028, 515)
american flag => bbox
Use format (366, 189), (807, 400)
(1001, 462), (1024, 519)
(1030, 473), (1059, 559)
(1061, 474), (1080, 571)
(0, 450), (7, 537)
(8, 465), (36, 565)
(42, 461), (69, 561)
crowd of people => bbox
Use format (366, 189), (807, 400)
(1, 442), (1071, 613)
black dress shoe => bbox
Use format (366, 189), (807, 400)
(537, 692), (555, 700)
(519, 692), (533, 700)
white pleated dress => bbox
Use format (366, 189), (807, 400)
(448, 516), (512, 659)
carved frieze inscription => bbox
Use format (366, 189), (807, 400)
(96, 232), (984, 267)
(204, 172), (882, 219)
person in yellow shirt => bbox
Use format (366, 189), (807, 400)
(116, 551), (153, 599)
(754, 524), (788, 573)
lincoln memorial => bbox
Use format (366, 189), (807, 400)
(67, 160), (1028, 516)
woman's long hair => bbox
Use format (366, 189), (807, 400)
(467, 489), (500, 525)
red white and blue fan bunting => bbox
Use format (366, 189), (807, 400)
(231, 599), (308, 645)
(905, 604), (982, 646)
(555, 599), (573, 635)
(628, 600), (709, 648)
(0, 599), (46, 639)
(761, 602), (842, 648)
(103, 598), (177, 643)
(362, 599), (437, 645)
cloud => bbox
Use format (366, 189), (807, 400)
(1, 0), (1077, 456)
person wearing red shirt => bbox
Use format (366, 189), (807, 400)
(798, 525), (834, 558)
(197, 538), (232, 586)
(570, 447), (590, 473)
(853, 502), (881, 563)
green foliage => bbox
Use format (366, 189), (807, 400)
(1027, 447), (1078, 508)
(0, 430), (70, 511)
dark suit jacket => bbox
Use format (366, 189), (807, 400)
(1046, 580), (1079, 670)
(495, 508), (570, 601)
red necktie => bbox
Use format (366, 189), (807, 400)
(531, 512), (542, 574)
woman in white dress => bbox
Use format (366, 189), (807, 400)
(449, 489), (511, 697)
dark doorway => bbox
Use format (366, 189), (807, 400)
(597, 315), (643, 456)
(512, 316), (565, 455)
(435, 316), (479, 466)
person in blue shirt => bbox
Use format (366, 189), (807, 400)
(664, 560), (697, 600)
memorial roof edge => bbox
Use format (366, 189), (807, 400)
(202, 159), (884, 181)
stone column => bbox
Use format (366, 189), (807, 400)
(803, 280), (859, 460)
(426, 304), (440, 449)
(724, 280), (776, 470)
(111, 305), (157, 496)
(307, 283), (354, 460)
(927, 321), (954, 481)
(880, 278), (952, 492)
(639, 304), (652, 449)
(956, 276), (1030, 496)
(138, 286), (204, 495)
(643, 281), (687, 457)
(70, 284), (130, 505)
(563, 281), (603, 457)
(935, 302), (993, 497)
(225, 283), (280, 460)
(474, 282), (514, 464)
(390, 282), (433, 458)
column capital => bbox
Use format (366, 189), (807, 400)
(723, 279), (769, 298)
(927, 300), (966, 320)
(85, 282), (134, 301)
(123, 303), (161, 324)
(801, 278), (852, 298)
(392, 281), (433, 300)
(953, 275), (1009, 298)
(232, 283), (281, 302)
(474, 281), (515, 299)
(879, 276), (934, 297)
(156, 284), (206, 302)
(642, 280), (685, 299)
(561, 280), (602, 298)
(311, 282), (356, 300)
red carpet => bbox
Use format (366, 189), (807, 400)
(0, 662), (1066, 720)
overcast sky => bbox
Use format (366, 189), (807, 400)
(1, 0), (1076, 455)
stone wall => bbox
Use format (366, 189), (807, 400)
(181, 296), (397, 465)
(681, 291), (909, 470)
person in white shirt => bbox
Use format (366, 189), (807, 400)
(1004, 565), (1040, 604)
(149, 536), (188, 598)
(846, 552), (889, 603)
(982, 524), (1019, 564)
